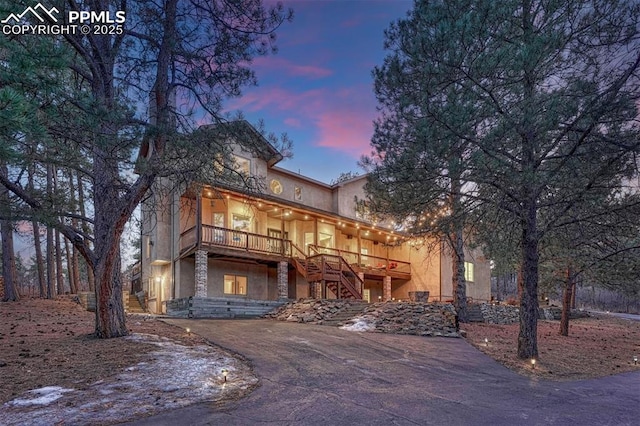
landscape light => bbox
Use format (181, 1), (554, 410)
(186, 327), (191, 336)
(531, 359), (536, 369)
(634, 355), (638, 365)
(484, 338), (489, 347)
(222, 368), (228, 382)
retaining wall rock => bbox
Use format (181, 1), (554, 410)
(479, 303), (520, 324)
(478, 303), (590, 324)
(345, 302), (459, 337)
(267, 299), (459, 338)
(264, 298), (359, 323)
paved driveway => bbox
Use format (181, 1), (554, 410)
(130, 319), (639, 425)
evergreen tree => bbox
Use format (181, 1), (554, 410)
(368, 0), (640, 358)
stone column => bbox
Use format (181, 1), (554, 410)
(277, 261), (288, 300)
(383, 276), (392, 301)
(195, 249), (208, 298)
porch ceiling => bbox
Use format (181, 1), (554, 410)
(195, 187), (404, 245)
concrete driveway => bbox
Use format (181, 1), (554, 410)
(129, 319), (639, 425)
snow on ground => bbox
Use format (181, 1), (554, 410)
(340, 317), (376, 332)
(7, 386), (74, 407)
(0, 333), (258, 426)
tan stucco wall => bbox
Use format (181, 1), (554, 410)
(266, 168), (333, 210)
(440, 244), (491, 302)
(206, 259), (271, 299)
(332, 177), (367, 220)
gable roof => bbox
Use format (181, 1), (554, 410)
(195, 120), (283, 167)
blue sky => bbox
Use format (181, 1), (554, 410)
(228, 0), (412, 183)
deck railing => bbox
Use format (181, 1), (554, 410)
(181, 225), (292, 256)
(308, 244), (411, 275)
(179, 226), (410, 277)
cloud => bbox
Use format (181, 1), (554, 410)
(284, 117), (302, 128)
(228, 84), (376, 158)
(251, 56), (332, 79)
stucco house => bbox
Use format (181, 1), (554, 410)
(139, 121), (490, 314)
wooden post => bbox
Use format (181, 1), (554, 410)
(196, 191), (202, 249)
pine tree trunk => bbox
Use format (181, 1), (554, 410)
(46, 164), (55, 298)
(93, 251), (127, 338)
(559, 266), (575, 336)
(0, 163), (19, 301)
(451, 229), (468, 322)
(450, 170), (467, 322)
(76, 173), (95, 292)
(64, 237), (77, 294)
(517, 199), (539, 359)
(55, 229), (64, 295)
(33, 221), (46, 297)
(28, 163), (46, 297)
(67, 171), (81, 293)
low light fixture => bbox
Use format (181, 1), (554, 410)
(378, 295), (382, 302)
(634, 355), (638, 365)
(222, 368), (228, 382)
(186, 327), (191, 336)
(484, 338), (489, 347)
(531, 359), (536, 369)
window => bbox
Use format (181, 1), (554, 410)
(464, 261), (474, 282)
(232, 214), (251, 232)
(233, 155), (250, 176)
(224, 275), (247, 295)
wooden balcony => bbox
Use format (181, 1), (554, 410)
(180, 225), (296, 259)
(179, 226), (411, 281)
(308, 245), (411, 280)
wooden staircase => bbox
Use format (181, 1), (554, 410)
(290, 248), (363, 300)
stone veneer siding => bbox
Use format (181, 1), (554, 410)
(383, 276), (392, 301)
(195, 249), (208, 297)
(277, 261), (288, 299)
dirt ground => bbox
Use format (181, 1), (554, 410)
(463, 316), (640, 380)
(1, 298), (639, 405)
(0, 297), (207, 404)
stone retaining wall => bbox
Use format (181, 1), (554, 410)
(477, 303), (590, 324)
(267, 299), (459, 337)
(345, 302), (459, 337)
(264, 298), (360, 323)
(479, 303), (520, 324)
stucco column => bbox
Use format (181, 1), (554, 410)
(277, 261), (288, 300)
(195, 249), (208, 298)
(383, 276), (392, 301)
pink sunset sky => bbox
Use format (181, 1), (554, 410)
(227, 0), (412, 183)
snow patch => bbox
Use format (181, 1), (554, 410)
(340, 318), (375, 332)
(0, 333), (258, 426)
(7, 386), (74, 406)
